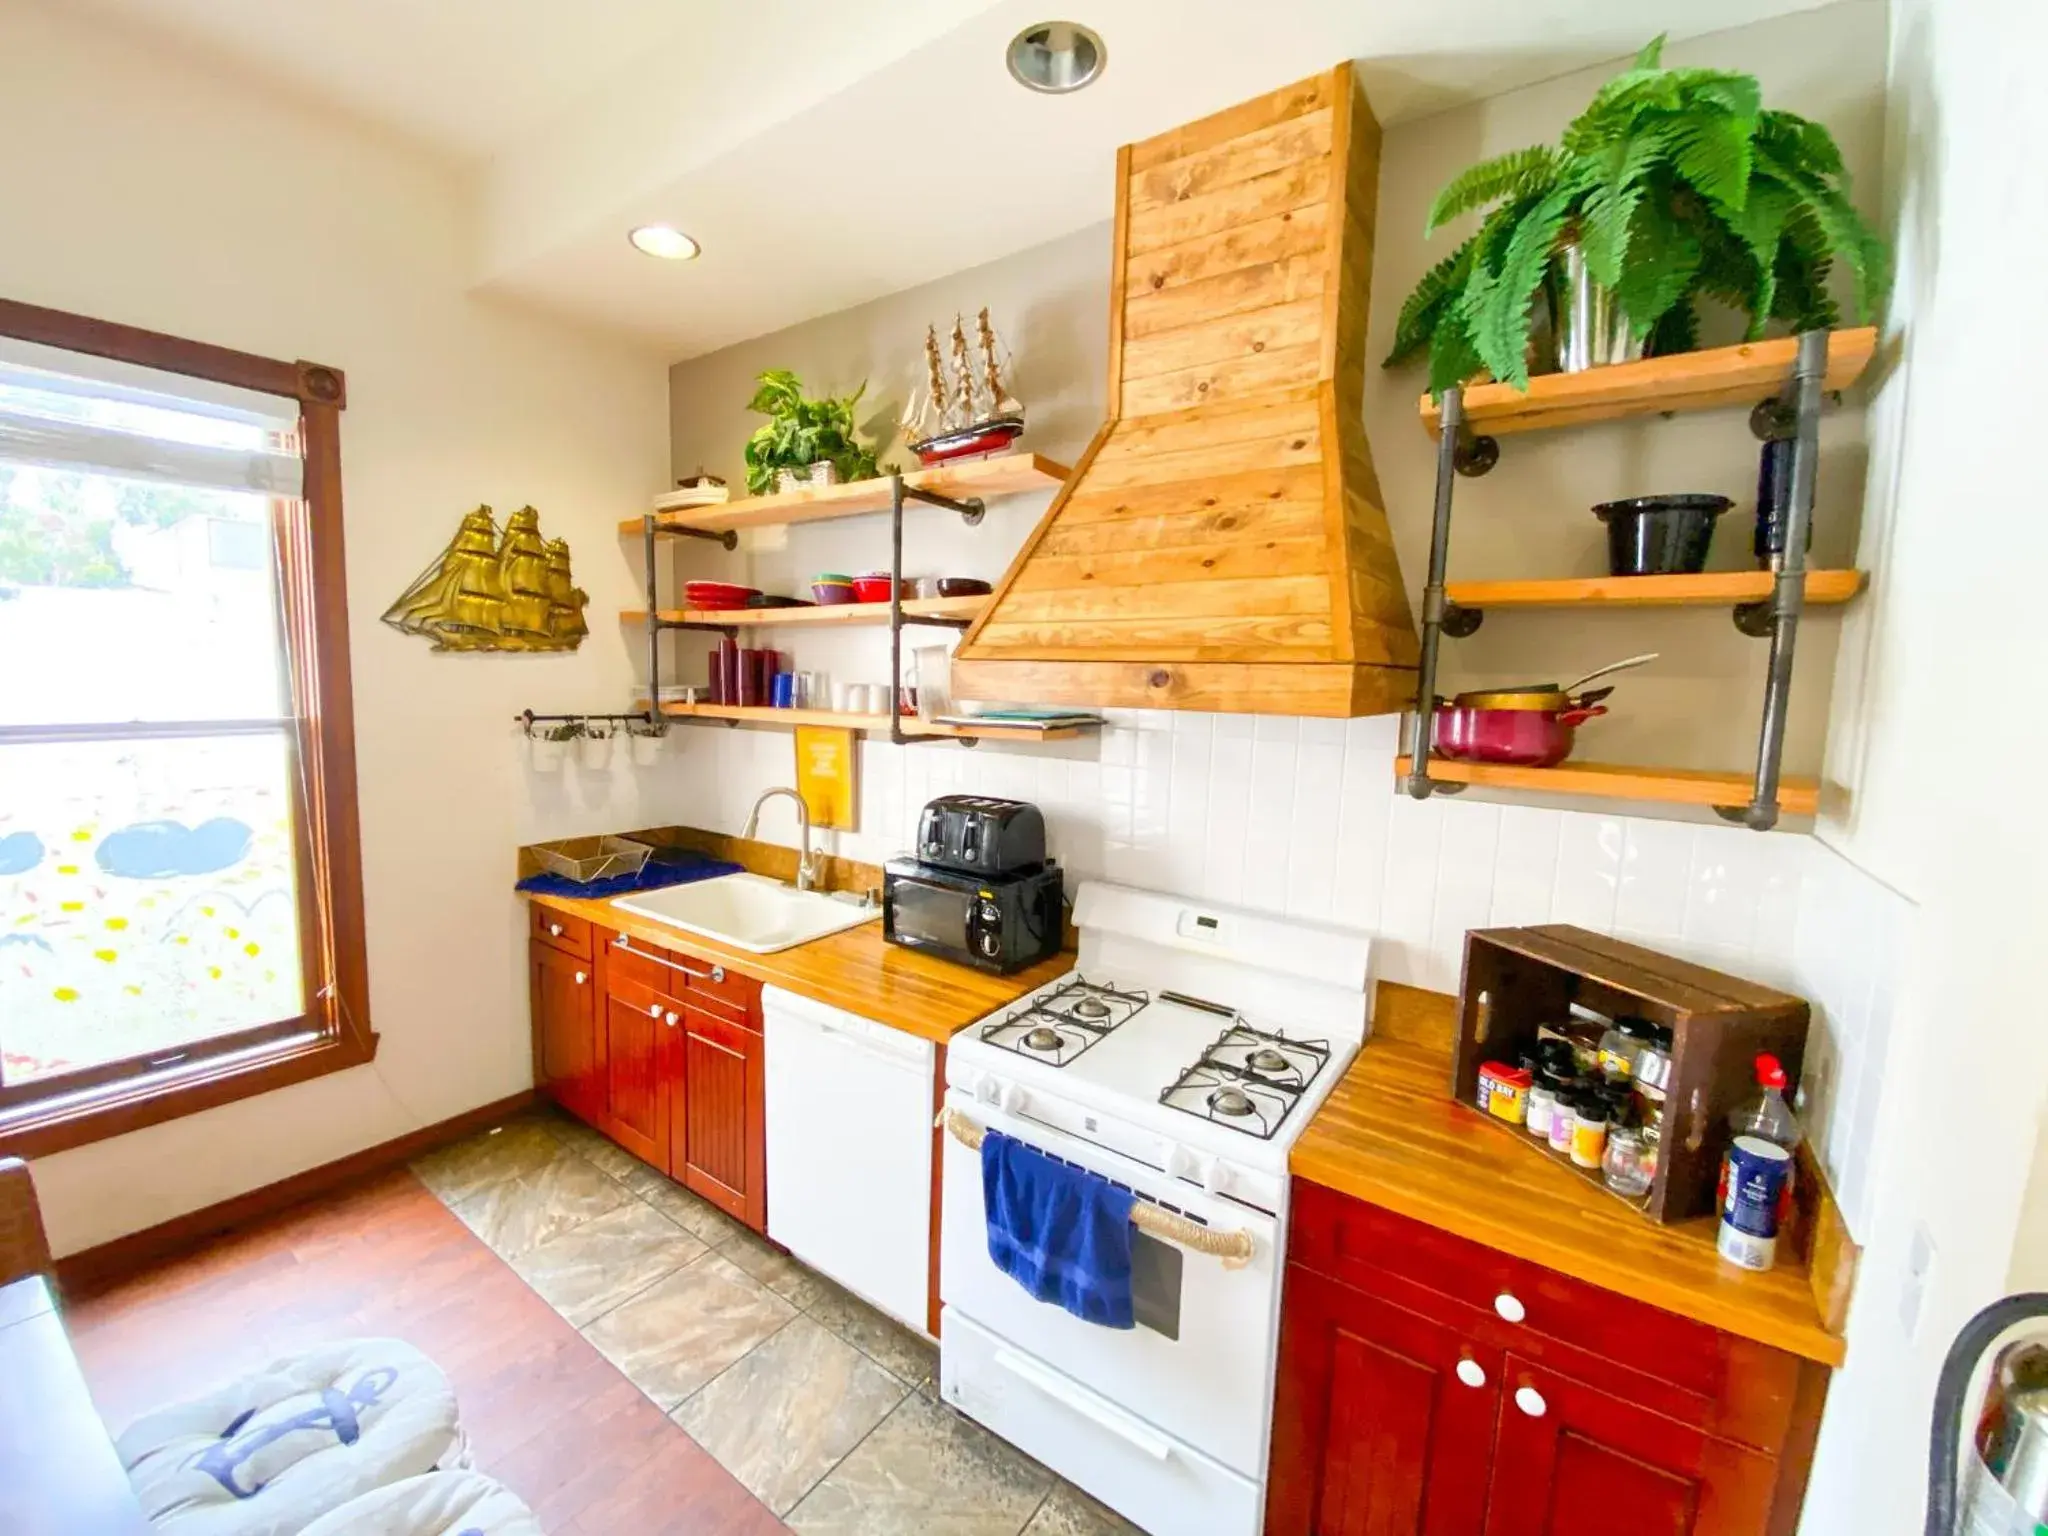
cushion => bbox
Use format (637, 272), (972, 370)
(117, 1338), (464, 1536)
(297, 1471), (543, 1536)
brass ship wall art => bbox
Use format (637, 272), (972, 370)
(383, 505), (590, 652)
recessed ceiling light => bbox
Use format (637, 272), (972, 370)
(1006, 22), (1106, 94)
(628, 225), (700, 261)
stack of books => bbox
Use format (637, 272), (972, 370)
(932, 708), (1104, 734)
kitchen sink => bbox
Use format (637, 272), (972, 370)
(609, 872), (878, 954)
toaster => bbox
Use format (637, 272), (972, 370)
(914, 795), (1047, 878)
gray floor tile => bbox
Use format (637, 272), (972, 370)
(718, 1226), (834, 1310)
(581, 1252), (796, 1410)
(618, 1162), (748, 1247)
(807, 1278), (939, 1387)
(785, 1389), (1054, 1536)
(410, 1119), (560, 1206)
(1022, 1481), (1149, 1536)
(508, 1197), (707, 1326)
(672, 1316), (908, 1515)
(447, 1147), (627, 1260)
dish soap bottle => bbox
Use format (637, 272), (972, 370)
(1717, 1054), (1801, 1271)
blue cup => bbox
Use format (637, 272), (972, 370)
(771, 672), (796, 708)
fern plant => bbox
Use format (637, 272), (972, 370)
(1385, 37), (1888, 395)
(741, 369), (882, 495)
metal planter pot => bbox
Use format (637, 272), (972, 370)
(1553, 240), (1647, 373)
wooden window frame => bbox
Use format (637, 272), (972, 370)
(0, 298), (374, 1159)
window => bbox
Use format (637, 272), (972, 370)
(0, 300), (371, 1156)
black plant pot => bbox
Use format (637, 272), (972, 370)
(1593, 494), (1733, 576)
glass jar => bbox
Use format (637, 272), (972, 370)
(1570, 1098), (1610, 1170)
(1597, 1018), (1643, 1082)
(1603, 1126), (1653, 1198)
(1631, 1021), (1674, 1096)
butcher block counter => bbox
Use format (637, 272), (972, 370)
(1291, 986), (1847, 1366)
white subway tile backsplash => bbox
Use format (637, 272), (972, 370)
(680, 704), (1906, 1238)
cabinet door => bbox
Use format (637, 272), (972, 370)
(1267, 1263), (1500, 1536)
(670, 1003), (766, 1232)
(602, 986), (671, 1169)
(531, 942), (600, 1126)
(1483, 1356), (1778, 1536)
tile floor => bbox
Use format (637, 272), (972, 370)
(412, 1105), (1144, 1535)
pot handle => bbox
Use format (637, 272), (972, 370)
(1558, 704), (1609, 727)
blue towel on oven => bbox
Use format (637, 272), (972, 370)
(981, 1128), (1139, 1330)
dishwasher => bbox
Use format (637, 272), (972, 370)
(762, 985), (936, 1332)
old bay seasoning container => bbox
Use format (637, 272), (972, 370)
(1477, 1061), (1531, 1126)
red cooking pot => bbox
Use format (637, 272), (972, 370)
(1433, 689), (1608, 767)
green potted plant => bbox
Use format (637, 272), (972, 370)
(1386, 36), (1889, 395)
(741, 369), (883, 495)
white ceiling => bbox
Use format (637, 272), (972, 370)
(70, 0), (1843, 359)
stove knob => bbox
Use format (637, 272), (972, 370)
(999, 1082), (1028, 1116)
(1164, 1146), (1197, 1181)
(975, 1076), (1001, 1107)
(1200, 1158), (1228, 1196)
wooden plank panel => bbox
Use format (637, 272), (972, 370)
(1416, 328), (1878, 438)
(994, 571), (1331, 623)
(1124, 204), (1328, 300)
(650, 703), (1095, 742)
(622, 452), (1069, 535)
(1124, 158), (1330, 257)
(950, 657), (1411, 717)
(1057, 466), (1327, 535)
(1127, 109), (1334, 213)
(1123, 253), (1327, 340)
(1121, 340), (1322, 416)
(1126, 70), (1334, 172)
(1092, 386), (1319, 458)
(1392, 756), (1822, 815)
(1037, 496), (1328, 558)
(956, 423), (1114, 655)
(969, 614), (1335, 659)
(617, 595), (987, 629)
(1120, 298), (1325, 383)
(1444, 570), (1868, 610)
(1075, 431), (1322, 496)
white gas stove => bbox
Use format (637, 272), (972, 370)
(939, 882), (1375, 1536)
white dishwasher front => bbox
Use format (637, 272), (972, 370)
(762, 985), (936, 1332)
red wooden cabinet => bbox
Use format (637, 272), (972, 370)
(668, 1002), (767, 1231)
(529, 939), (601, 1127)
(602, 975), (673, 1169)
(1268, 1183), (1826, 1536)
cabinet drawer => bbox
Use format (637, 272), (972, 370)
(530, 904), (593, 960)
(1291, 1181), (1728, 1412)
(604, 931), (682, 995)
(672, 953), (762, 1025)
(609, 972), (684, 1027)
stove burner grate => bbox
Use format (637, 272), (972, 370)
(1158, 1019), (1333, 1139)
(977, 976), (1151, 1066)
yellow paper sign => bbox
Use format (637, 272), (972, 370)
(794, 726), (857, 831)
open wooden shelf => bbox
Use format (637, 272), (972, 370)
(655, 701), (1097, 743)
(620, 453), (1070, 537)
(1393, 756), (1819, 816)
(621, 595), (986, 629)
(1419, 328), (1877, 439)
(1444, 569), (1867, 612)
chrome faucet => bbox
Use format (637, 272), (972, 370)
(742, 787), (823, 892)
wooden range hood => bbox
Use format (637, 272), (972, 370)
(952, 63), (1418, 718)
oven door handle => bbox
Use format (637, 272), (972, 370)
(992, 1347), (1174, 1461)
(940, 1108), (1256, 1270)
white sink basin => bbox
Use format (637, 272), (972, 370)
(610, 872), (878, 954)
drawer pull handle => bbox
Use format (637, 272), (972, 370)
(547, 922), (563, 937)
(1455, 1358), (1487, 1389)
(1493, 1292), (1526, 1324)
(573, 970), (586, 985)
(677, 962), (728, 985)
(1514, 1385), (1547, 1418)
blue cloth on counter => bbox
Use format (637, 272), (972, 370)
(514, 852), (741, 900)
(981, 1128), (1139, 1330)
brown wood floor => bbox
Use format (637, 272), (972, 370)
(62, 1166), (788, 1535)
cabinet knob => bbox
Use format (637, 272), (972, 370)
(1493, 1292), (1526, 1324)
(573, 970), (586, 985)
(1455, 1358), (1487, 1389)
(665, 1011), (678, 1027)
(711, 965), (725, 983)
(547, 922), (563, 937)
(648, 1001), (662, 1017)
(1514, 1385), (1548, 1419)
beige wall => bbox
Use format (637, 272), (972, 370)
(0, 0), (690, 1255)
(668, 3), (1890, 786)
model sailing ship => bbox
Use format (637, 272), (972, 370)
(903, 309), (1025, 465)
(381, 505), (589, 652)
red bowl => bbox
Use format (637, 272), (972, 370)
(852, 574), (894, 603)
(685, 581), (759, 611)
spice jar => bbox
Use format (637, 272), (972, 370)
(1548, 1084), (1579, 1155)
(1603, 1125), (1652, 1197)
(1570, 1094), (1610, 1170)
(1478, 1061), (1532, 1126)
(1525, 1077), (1559, 1141)
(1597, 1017), (1644, 1081)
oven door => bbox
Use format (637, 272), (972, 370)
(939, 1090), (1281, 1480)
(884, 870), (975, 956)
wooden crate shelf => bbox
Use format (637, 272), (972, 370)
(1444, 569), (1867, 612)
(1392, 755), (1819, 816)
(619, 453), (1070, 537)
(621, 595), (986, 629)
(1419, 328), (1877, 439)
(655, 701), (1096, 743)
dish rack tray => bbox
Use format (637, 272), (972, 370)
(526, 835), (652, 886)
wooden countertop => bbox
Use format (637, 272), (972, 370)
(1292, 1025), (1846, 1366)
(526, 889), (1072, 1044)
